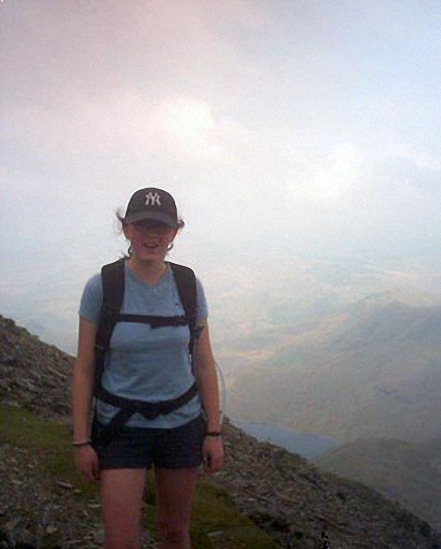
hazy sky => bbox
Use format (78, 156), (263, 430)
(3, 0), (441, 252)
(2, 1), (441, 347)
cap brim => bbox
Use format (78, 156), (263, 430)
(124, 211), (179, 228)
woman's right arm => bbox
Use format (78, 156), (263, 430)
(71, 317), (100, 482)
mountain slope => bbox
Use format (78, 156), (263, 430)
(226, 297), (441, 443)
(1, 314), (440, 547)
(0, 316), (73, 416)
(314, 437), (441, 532)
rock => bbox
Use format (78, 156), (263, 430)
(207, 530), (224, 538)
(56, 481), (73, 490)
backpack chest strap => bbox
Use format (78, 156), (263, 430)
(94, 313), (189, 352)
(116, 313), (189, 329)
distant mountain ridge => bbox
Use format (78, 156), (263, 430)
(221, 291), (441, 535)
(226, 294), (441, 444)
(334, 297), (441, 348)
(232, 420), (340, 459)
(1, 314), (440, 548)
(314, 437), (441, 532)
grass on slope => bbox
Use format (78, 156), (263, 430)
(0, 405), (279, 549)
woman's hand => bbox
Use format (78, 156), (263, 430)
(202, 436), (224, 474)
(74, 445), (100, 483)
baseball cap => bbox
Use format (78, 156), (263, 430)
(123, 188), (179, 228)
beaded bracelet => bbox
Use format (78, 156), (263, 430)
(73, 439), (92, 448)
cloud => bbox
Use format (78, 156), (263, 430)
(387, 144), (441, 173)
(2, 0), (441, 262)
(2, 93), (250, 165)
(305, 143), (363, 202)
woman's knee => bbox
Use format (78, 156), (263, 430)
(101, 469), (146, 549)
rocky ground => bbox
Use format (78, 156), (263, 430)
(1, 315), (441, 548)
(215, 421), (441, 548)
(0, 442), (156, 549)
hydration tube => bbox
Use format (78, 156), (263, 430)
(215, 360), (227, 423)
(192, 334), (227, 423)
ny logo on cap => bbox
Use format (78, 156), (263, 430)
(145, 191), (161, 207)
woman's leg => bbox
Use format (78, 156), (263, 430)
(154, 468), (198, 549)
(100, 468), (147, 549)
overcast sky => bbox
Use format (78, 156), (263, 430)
(2, 0), (441, 347)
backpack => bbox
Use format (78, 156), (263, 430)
(91, 258), (200, 445)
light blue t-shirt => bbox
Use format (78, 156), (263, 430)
(79, 261), (208, 428)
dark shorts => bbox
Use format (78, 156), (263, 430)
(94, 415), (206, 470)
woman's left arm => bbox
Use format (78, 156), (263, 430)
(193, 319), (224, 473)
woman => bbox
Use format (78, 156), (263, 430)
(72, 187), (224, 549)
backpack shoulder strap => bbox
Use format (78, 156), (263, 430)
(93, 259), (125, 395)
(101, 258), (126, 313)
(169, 262), (197, 355)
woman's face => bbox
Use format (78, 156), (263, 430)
(124, 221), (177, 262)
